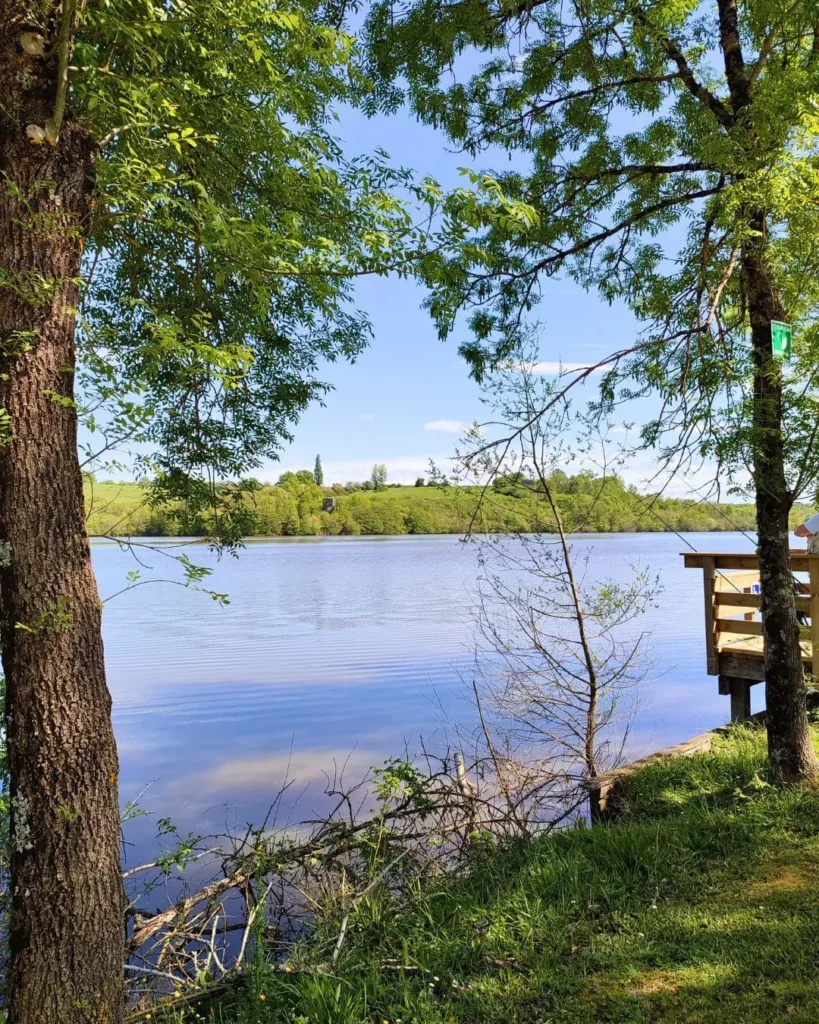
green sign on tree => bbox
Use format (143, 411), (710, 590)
(771, 321), (793, 361)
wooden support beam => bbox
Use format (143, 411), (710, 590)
(702, 556), (717, 675)
(810, 556), (819, 681)
(684, 551), (812, 572)
(719, 675), (752, 721)
(714, 591), (761, 609)
(685, 552), (761, 570)
(717, 654), (766, 682)
(731, 684), (752, 722)
(715, 618), (764, 636)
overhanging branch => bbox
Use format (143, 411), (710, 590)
(631, 6), (734, 129)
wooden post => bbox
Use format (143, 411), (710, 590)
(702, 556), (717, 675)
(720, 675), (752, 721)
(587, 781), (608, 823)
(809, 556), (819, 682)
(730, 679), (752, 722)
(743, 585), (755, 622)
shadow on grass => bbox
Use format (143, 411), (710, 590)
(581, 843), (819, 1022)
(202, 726), (819, 1024)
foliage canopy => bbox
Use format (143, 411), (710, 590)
(52, 0), (441, 538)
(366, 0), (819, 494)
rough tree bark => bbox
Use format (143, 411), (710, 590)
(716, 0), (819, 780)
(0, 6), (126, 1023)
(744, 218), (819, 781)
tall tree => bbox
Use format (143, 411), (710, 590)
(314, 453), (324, 486)
(371, 461), (388, 489)
(367, 0), (819, 780)
(0, 1), (428, 1019)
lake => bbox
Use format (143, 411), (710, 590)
(94, 531), (758, 856)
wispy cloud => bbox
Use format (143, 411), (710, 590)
(358, 413), (375, 423)
(424, 418), (468, 433)
(203, 749), (380, 792)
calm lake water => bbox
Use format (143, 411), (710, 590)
(93, 532), (758, 855)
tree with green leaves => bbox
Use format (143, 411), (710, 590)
(314, 453), (324, 486)
(371, 461), (388, 489)
(368, 0), (819, 781)
(0, 0), (433, 1019)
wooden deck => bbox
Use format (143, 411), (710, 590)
(683, 549), (819, 720)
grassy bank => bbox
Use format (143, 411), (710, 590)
(85, 474), (774, 538)
(174, 724), (819, 1024)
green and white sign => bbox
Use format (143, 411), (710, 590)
(771, 321), (793, 361)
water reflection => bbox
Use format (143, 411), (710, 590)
(93, 532), (757, 857)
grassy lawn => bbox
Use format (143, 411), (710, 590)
(172, 724), (819, 1024)
(84, 481), (158, 536)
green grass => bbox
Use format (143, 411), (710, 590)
(172, 724), (819, 1024)
(84, 481), (162, 537)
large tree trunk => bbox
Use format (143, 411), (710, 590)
(744, 213), (819, 783)
(715, 0), (819, 781)
(0, 11), (125, 1022)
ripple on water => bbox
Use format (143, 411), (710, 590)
(94, 532), (757, 856)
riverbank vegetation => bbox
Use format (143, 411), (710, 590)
(130, 360), (819, 1022)
(145, 723), (819, 1024)
(5, 0), (819, 1015)
(85, 473), (786, 538)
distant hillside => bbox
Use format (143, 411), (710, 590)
(83, 472), (789, 538)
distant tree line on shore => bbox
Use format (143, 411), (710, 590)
(83, 467), (783, 538)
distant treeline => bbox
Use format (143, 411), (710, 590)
(83, 470), (785, 538)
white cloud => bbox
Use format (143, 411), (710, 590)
(203, 749), (380, 792)
(424, 419), (468, 433)
(358, 413), (375, 423)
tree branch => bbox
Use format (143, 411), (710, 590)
(519, 185), (723, 279)
(716, 0), (750, 111)
(748, 27), (776, 89)
(505, 73), (679, 119)
(631, 6), (734, 128)
(567, 161), (712, 183)
(45, 0), (78, 143)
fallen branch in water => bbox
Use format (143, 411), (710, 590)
(123, 742), (577, 1013)
(128, 870), (253, 952)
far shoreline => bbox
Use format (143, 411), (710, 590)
(87, 526), (762, 542)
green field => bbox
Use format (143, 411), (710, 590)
(185, 724), (819, 1024)
(84, 473), (774, 538)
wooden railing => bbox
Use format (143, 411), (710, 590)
(683, 550), (819, 719)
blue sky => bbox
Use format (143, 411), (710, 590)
(270, 103), (661, 489)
